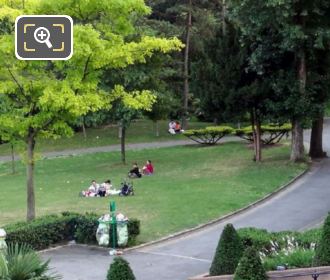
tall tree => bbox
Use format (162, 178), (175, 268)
(0, 0), (182, 221)
(230, 0), (330, 162)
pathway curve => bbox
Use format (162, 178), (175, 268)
(42, 121), (330, 280)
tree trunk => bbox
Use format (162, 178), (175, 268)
(251, 109), (262, 162)
(26, 132), (36, 221)
(291, 119), (305, 162)
(154, 120), (160, 137)
(118, 121), (122, 139)
(11, 143), (15, 174)
(222, 0), (227, 36)
(182, 0), (192, 130)
(309, 115), (326, 159)
(255, 119), (262, 162)
(291, 51), (306, 162)
(121, 126), (126, 164)
(82, 117), (87, 139)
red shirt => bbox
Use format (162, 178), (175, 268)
(146, 163), (154, 173)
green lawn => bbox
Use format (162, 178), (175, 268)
(0, 142), (306, 243)
(0, 119), (211, 156)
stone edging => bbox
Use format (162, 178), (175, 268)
(41, 164), (310, 254)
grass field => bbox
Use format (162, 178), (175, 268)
(0, 142), (307, 243)
(0, 119), (211, 156)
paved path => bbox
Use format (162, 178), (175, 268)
(42, 121), (330, 280)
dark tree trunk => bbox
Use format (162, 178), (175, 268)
(154, 120), (160, 137)
(26, 131), (36, 221)
(182, 0), (192, 130)
(291, 119), (305, 162)
(118, 121), (122, 139)
(222, 0), (227, 36)
(251, 110), (262, 162)
(11, 143), (15, 174)
(121, 126), (126, 164)
(309, 116), (326, 159)
(291, 50), (306, 161)
(82, 117), (87, 139)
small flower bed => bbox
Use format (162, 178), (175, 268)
(238, 227), (321, 271)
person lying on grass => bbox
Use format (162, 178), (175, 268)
(142, 160), (154, 175)
(102, 180), (121, 196)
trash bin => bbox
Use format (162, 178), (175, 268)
(96, 216), (110, 247)
(116, 220), (128, 247)
(0, 229), (7, 255)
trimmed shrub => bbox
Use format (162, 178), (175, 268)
(107, 257), (135, 280)
(4, 213), (140, 250)
(314, 213), (330, 266)
(209, 224), (244, 276)
(183, 126), (234, 145)
(234, 247), (268, 280)
(235, 124), (291, 145)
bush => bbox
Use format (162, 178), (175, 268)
(314, 213), (330, 266)
(238, 227), (320, 257)
(107, 257), (135, 280)
(263, 249), (314, 271)
(209, 224), (244, 276)
(4, 213), (141, 250)
(183, 126), (234, 145)
(235, 124), (291, 145)
(1, 243), (59, 280)
(234, 247), (268, 280)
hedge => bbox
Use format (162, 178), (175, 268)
(235, 124), (291, 145)
(314, 213), (330, 266)
(4, 212), (140, 250)
(107, 257), (136, 280)
(183, 126), (234, 145)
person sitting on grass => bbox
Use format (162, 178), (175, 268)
(81, 180), (99, 197)
(175, 121), (184, 134)
(128, 162), (142, 178)
(142, 160), (154, 175)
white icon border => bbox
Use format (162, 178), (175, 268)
(15, 15), (73, 61)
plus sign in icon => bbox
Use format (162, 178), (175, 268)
(15, 15), (73, 60)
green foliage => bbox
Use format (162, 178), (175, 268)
(183, 126), (234, 145)
(107, 257), (135, 280)
(4, 213), (140, 250)
(210, 224), (244, 276)
(314, 213), (330, 266)
(235, 124), (292, 145)
(2, 243), (59, 280)
(263, 249), (314, 271)
(238, 227), (321, 257)
(234, 247), (268, 280)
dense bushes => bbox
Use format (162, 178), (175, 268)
(4, 212), (140, 250)
(107, 257), (136, 280)
(234, 247), (268, 280)
(314, 213), (330, 266)
(183, 126), (234, 144)
(209, 224), (243, 276)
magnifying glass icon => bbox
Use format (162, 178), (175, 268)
(34, 27), (53, 49)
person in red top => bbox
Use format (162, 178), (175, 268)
(142, 160), (154, 175)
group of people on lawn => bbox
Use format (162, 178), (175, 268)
(81, 160), (154, 197)
(168, 120), (184, 135)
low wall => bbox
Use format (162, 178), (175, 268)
(189, 266), (330, 280)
